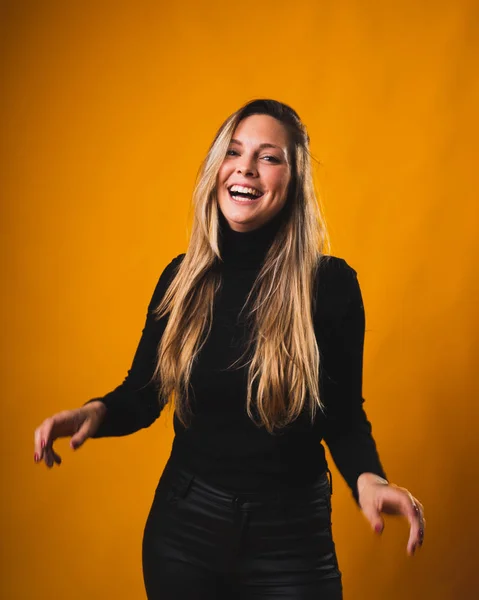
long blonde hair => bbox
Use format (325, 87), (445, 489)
(153, 99), (331, 433)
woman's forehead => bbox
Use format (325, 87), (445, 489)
(233, 114), (289, 149)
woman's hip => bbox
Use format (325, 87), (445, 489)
(142, 461), (341, 583)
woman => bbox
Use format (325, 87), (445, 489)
(33, 99), (425, 599)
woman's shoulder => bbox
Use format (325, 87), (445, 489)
(167, 252), (186, 270)
(155, 253), (186, 282)
(316, 254), (358, 282)
(148, 253), (186, 308)
(313, 255), (361, 316)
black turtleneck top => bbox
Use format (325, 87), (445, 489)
(87, 210), (386, 502)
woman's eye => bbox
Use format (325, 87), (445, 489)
(225, 150), (280, 163)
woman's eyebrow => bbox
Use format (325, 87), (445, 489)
(230, 138), (284, 152)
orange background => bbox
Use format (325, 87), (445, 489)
(2, 1), (478, 598)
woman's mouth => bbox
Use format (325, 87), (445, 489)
(227, 184), (264, 203)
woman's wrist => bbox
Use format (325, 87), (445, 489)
(84, 400), (107, 420)
(357, 472), (389, 496)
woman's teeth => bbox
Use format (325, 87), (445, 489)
(228, 184), (264, 201)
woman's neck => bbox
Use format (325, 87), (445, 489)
(218, 208), (285, 270)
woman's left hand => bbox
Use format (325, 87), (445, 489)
(357, 473), (425, 556)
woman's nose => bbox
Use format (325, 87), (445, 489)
(236, 160), (257, 176)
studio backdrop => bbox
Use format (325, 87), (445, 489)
(2, 1), (478, 598)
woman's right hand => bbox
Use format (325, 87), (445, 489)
(33, 401), (107, 468)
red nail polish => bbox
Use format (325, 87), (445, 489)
(375, 524), (383, 534)
(34, 453), (39, 462)
(41, 440), (46, 449)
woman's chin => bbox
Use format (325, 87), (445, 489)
(221, 211), (260, 233)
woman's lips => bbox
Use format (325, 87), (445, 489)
(228, 189), (264, 204)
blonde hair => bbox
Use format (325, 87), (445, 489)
(153, 99), (331, 433)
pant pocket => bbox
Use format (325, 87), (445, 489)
(156, 467), (196, 509)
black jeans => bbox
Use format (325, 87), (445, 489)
(142, 461), (343, 599)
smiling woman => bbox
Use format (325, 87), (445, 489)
(217, 114), (291, 231)
(33, 99), (425, 600)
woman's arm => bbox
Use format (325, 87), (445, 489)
(318, 258), (425, 554)
(84, 254), (185, 437)
(318, 258), (387, 503)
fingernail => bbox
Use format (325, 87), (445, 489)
(34, 453), (39, 462)
(375, 524), (383, 534)
(41, 440), (46, 449)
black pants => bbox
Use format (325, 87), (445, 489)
(142, 461), (343, 599)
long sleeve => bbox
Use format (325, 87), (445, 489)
(318, 258), (387, 503)
(84, 254), (185, 437)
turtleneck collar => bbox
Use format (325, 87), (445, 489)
(218, 207), (286, 270)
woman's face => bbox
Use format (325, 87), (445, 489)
(216, 114), (292, 232)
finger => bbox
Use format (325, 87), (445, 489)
(44, 439), (63, 468)
(361, 503), (385, 535)
(44, 446), (55, 468)
(413, 500), (425, 547)
(405, 496), (424, 555)
(378, 486), (425, 555)
(411, 496), (426, 548)
(51, 447), (62, 465)
(379, 487), (420, 554)
(34, 410), (80, 463)
(34, 418), (54, 462)
(70, 416), (92, 450)
(34, 425), (44, 462)
(415, 499), (425, 514)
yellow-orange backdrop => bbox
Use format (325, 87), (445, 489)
(2, 0), (478, 598)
